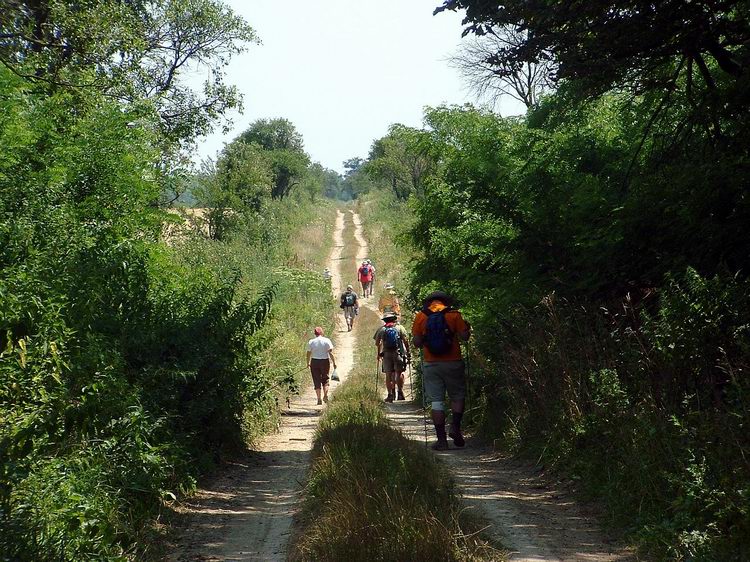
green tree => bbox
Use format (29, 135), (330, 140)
(194, 141), (272, 240)
(364, 124), (435, 200)
(1, 0), (257, 143)
(322, 167), (344, 199)
(436, 0), (748, 95)
(239, 118), (310, 199)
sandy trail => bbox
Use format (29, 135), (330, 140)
(351, 211), (634, 562)
(166, 209), (364, 562)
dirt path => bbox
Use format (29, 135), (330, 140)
(351, 211), (635, 562)
(168, 209), (633, 561)
(166, 209), (365, 562)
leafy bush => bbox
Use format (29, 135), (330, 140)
(0, 63), (335, 559)
(398, 79), (750, 559)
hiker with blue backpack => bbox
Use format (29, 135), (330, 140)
(411, 291), (471, 450)
(339, 284), (359, 331)
(374, 311), (411, 402)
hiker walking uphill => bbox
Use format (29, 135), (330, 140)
(378, 283), (401, 316)
(306, 327), (337, 405)
(339, 284), (359, 331)
(411, 291), (471, 450)
(358, 260), (374, 298)
(374, 311), (411, 402)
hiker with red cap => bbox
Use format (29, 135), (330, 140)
(358, 259), (374, 298)
(306, 327), (337, 405)
(411, 291), (471, 450)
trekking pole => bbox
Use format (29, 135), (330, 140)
(407, 359), (414, 400)
(464, 340), (472, 426)
(420, 352), (429, 448)
(375, 356), (380, 395)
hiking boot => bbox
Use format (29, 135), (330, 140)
(316, 399), (323, 405)
(397, 391), (405, 401)
(384, 393), (394, 403)
(448, 428), (465, 448)
(323, 396), (328, 403)
(431, 440), (449, 451)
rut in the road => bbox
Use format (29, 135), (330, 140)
(352, 211), (635, 562)
(167, 209), (365, 562)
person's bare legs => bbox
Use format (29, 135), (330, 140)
(322, 383), (329, 403)
(315, 387), (322, 405)
(385, 372), (396, 401)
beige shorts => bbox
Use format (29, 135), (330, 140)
(381, 350), (404, 373)
(423, 360), (465, 402)
(343, 306), (357, 319)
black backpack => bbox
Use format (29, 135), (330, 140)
(424, 308), (453, 355)
(343, 292), (356, 307)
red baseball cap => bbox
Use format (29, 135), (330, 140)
(314, 326), (323, 336)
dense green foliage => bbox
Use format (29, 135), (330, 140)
(0, 2), (338, 558)
(393, 87), (750, 559)
(337, 5), (750, 557)
(1, 0), (255, 145)
(436, 0), (748, 98)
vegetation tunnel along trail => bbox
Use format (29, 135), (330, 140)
(3, 0), (750, 559)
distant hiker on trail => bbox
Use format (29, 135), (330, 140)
(339, 284), (359, 331)
(358, 260), (373, 298)
(378, 283), (401, 317)
(374, 311), (411, 402)
(411, 291), (471, 450)
(322, 267), (332, 284)
(306, 327), (337, 405)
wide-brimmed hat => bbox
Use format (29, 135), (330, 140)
(382, 311), (398, 321)
(384, 282), (394, 290)
(423, 290), (454, 308)
(346, 284), (353, 290)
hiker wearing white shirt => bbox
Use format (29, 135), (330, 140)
(306, 326), (337, 405)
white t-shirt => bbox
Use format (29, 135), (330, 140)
(306, 335), (333, 360)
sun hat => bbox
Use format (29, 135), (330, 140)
(384, 282), (394, 290)
(346, 284), (353, 290)
(382, 311), (398, 321)
(422, 291), (454, 308)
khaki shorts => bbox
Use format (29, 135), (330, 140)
(310, 358), (330, 389)
(343, 306), (357, 319)
(423, 360), (466, 402)
(381, 350), (404, 373)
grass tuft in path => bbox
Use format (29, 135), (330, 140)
(291, 209), (502, 561)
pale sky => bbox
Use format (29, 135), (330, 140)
(191, 0), (525, 173)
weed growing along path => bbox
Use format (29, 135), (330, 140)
(166, 209), (364, 561)
(352, 210), (636, 562)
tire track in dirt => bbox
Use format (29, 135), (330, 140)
(166, 208), (365, 562)
(352, 211), (636, 562)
